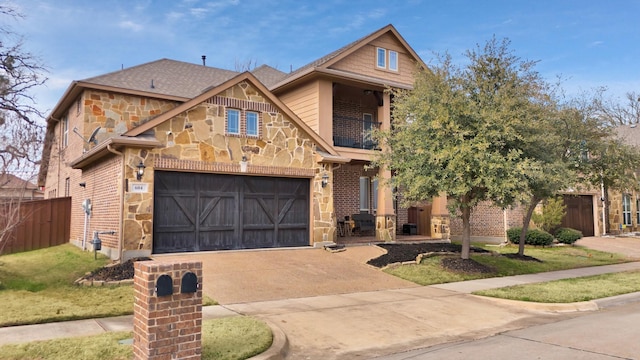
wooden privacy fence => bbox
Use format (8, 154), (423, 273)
(1, 197), (71, 255)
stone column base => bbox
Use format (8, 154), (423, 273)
(376, 214), (396, 242)
(431, 215), (450, 240)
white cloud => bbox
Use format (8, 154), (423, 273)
(119, 20), (144, 32)
(589, 40), (604, 47)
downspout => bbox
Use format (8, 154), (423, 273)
(107, 144), (125, 261)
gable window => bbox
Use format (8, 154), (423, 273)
(623, 194), (632, 226)
(376, 48), (386, 68)
(227, 109), (240, 135)
(376, 47), (399, 71)
(388, 50), (398, 71)
(62, 116), (68, 148)
(246, 111), (259, 137)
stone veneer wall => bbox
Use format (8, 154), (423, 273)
(608, 191), (639, 233)
(121, 81), (332, 256)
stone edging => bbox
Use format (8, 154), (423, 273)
(74, 277), (134, 286)
(381, 251), (498, 270)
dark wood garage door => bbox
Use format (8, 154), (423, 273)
(153, 171), (310, 254)
(561, 195), (594, 237)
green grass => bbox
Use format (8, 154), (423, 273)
(384, 244), (630, 286)
(475, 270), (640, 303)
(0, 316), (272, 360)
(0, 244), (218, 326)
(0, 244), (135, 326)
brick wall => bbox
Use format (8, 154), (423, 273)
(80, 156), (123, 251)
(133, 260), (202, 360)
(449, 201), (526, 238)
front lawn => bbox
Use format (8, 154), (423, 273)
(0, 316), (272, 360)
(0, 244), (133, 326)
(383, 244), (630, 286)
(474, 270), (640, 303)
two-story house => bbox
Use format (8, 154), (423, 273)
(38, 24), (450, 261)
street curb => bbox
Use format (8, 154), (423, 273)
(470, 291), (640, 313)
(249, 319), (289, 360)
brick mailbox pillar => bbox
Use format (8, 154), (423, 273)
(133, 260), (203, 360)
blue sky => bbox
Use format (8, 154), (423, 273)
(10, 0), (640, 116)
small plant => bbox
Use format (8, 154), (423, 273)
(555, 227), (583, 245)
(532, 197), (567, 233)
(507, 227), (554, 246)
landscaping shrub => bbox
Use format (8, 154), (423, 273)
(506, 227), (522, 243)
(555, 227), (583, 245)
(526, 229), (555, 246)
(507, 227), (554, 246)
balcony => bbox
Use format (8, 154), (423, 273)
(332, 115), (380, 150)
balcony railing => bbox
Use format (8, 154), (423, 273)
(333, 115), (380, 150)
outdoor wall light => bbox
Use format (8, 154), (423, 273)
(321, 173), (330, 188)
(136, 161), (146, 181)
(240, 155), (248, 173)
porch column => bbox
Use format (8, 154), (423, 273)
(375, 91), (396, 241)
(431, 193), (450, 240)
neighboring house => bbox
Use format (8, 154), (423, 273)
(0, 174), (44, 201)
(608, 124), (640, 234)
(449, 190), (602, 244)
(38, 24), (450, 261)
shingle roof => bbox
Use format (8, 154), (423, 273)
(0, 174), (37, 189)
(81, 59), (240, 99)
(251, 65), (288, 88)
(615, 124), (640, 147)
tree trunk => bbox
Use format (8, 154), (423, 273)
(461, 204), (471, 260)
(519, 195), (540, 256)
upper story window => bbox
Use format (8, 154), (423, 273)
(389, 50), (398, 71)
(226, 108), (261, 138)
(227, 109), (240, 135)
(376, 48), (386, 68)
(376, 47), (398, 72)
(246, 111), (259, 137)
(62, 116), (69, 148)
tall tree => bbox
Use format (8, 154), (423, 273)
(375, 38), (543, 259)
(0, 4), (47, 254)
(593, 89), (640, 126)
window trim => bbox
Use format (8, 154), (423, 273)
(226, 108), (241, 135)
(246, 111), (259, 137)
(388, 50), (398, 71)
(376, 47), (386, 69)
(360, 176), (370, 212)
(623, 194), (632, 226)
(636, 198), (640, 225)
(62, 116), (68, 148)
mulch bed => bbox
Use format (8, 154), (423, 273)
(367, 242), (490, 268)
(82, 257), (151, 282)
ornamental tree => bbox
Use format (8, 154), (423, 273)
(375, 38), (545, 259)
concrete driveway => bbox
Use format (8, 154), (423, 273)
(158, 244), (418, 304)
(576, 236), (640, 259)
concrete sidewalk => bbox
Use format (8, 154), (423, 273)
(2, 261), (640, 359)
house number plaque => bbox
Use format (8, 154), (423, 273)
(130, 183), (148, 193)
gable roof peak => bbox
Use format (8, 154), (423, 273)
(271, 24), (423, 90)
